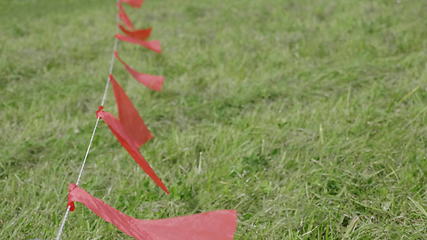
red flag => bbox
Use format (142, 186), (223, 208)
(115, 34), (162, 53)
(120, 0), (143, 8)
(68, 183), (238, 240)
(96, 109), (169, 193)
(119, 25), (152, 41)
(114, 51), (164, 91)
(118, 2), (134, 29)
(110, 75), (152, 147)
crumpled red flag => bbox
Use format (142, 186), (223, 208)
(114, 51), (164, 91)
(120, 0), (143, 8)
(115, 34), (162, 53)
(118, 2), (135, 30)
(110, 74), (152, 147)
(119, 25), (152, 41)
(68, 183), (237, 240)
(96, 108), (169, 193)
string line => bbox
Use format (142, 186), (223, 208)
(55, 1), (120, 239)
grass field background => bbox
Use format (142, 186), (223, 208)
(1, 0), (427, 239)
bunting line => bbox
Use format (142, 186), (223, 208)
(55, 0), (238, 238)
(54, 2), (121, 240)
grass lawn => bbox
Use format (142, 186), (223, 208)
(1, 0), (427, 239)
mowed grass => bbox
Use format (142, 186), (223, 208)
(1, 0), (427, 239)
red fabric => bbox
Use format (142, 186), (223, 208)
(114, 51), (164, 91)
(110, 75), (153, 147)
(115, 34), (162, 53)
(96, 110), (169, 194)
(119, 25), (152, 41)
(120, 0), (143, 8)
(68, 183), (238, 240)
(118, 2), (134, 29)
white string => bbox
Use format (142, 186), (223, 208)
(55, 2), (120, 239)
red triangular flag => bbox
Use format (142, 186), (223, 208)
(97, 109), (168, 193)
(120, 0), (143, 8)
(110, 75), (153, 147)
(114, 51), (164, 91)
(115, 34), (162, 53)
(118, 2), (134, 29)
(68, 183), (238, 240)
(119, 25), (152, 41)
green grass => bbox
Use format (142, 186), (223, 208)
(1, 0), (427, 239)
